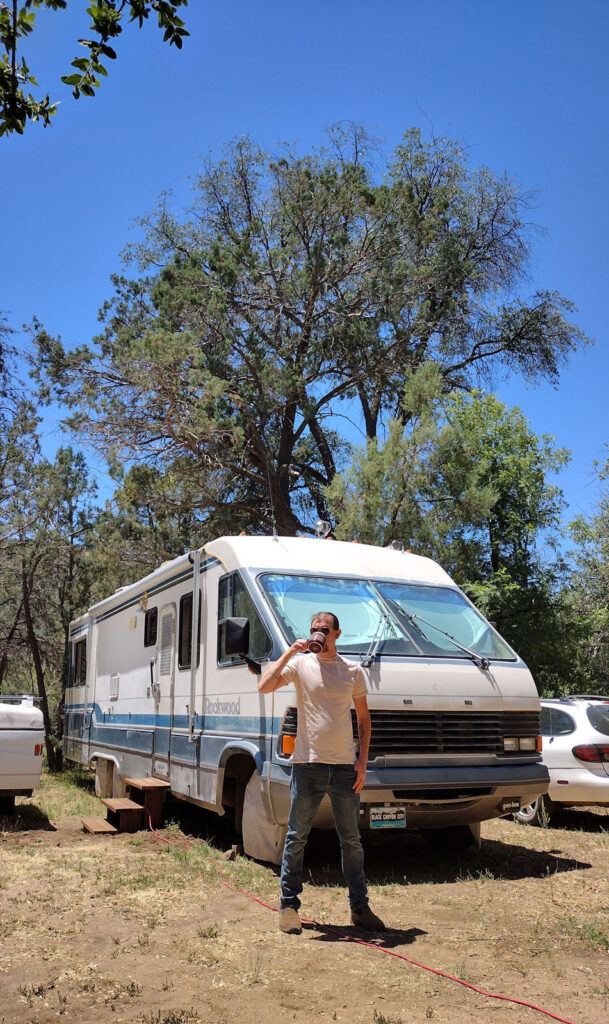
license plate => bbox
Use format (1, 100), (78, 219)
(370, 805), (406, 829)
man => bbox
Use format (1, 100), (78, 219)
(258, 611), (386, 935)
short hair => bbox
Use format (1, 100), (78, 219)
(311, 611), (340, 630)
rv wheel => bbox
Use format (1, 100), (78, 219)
(241, 774), (287, 865)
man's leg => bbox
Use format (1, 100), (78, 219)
(327, 765), (368, 909)
(328, 765), (386, 931)
(280, 764), (327, 912)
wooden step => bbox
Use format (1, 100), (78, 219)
(123, 776), (170, 828)
(123, 776), (170, 790)
(82, 816), (118, 835)
(101, 797), (145, 833)
(102, 797), (144, 812)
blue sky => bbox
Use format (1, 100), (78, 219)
(3, 0), (608, 528)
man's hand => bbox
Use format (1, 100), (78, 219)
(353, 756), (367, 793)
(258, 638), (308, 692)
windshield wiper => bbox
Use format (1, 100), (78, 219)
(361, 605), (398, 668)
(386, 601), (490, 671)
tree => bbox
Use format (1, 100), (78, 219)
(84, 463), (205, 602)
(570, 453), (609, 692)
(0, 386), (98, 767)
(327, 380), (583, 689)
(35, 127), (587, 537)
(0, 0), (189, 136)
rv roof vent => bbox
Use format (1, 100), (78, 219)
(114, 586), (130, 594)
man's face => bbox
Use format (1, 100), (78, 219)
(311, 615), (339, 651)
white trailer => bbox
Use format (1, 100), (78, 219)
(0, 695), (45, 813)
(63, 535), (548, 861)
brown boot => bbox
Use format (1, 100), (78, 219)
(279, 907), (302, 934)
(351, 905), (386, 932)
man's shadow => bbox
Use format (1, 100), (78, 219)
(303, 919), (427, 948)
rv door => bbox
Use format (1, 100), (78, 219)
(152, 603), (176, 780)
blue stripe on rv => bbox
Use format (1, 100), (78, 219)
(64, 705), (279, 736)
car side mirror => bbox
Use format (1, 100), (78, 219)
(220, 617), (261, 674)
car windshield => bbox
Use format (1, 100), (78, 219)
(258, 574), (515, 660)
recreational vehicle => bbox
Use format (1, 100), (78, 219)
(63, 535), (548, 861)
(0, 695), (45, 813)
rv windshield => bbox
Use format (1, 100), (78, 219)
(375, 582), (515, 660)
(258, 574), (515, 660)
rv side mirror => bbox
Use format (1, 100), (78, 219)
(220, 617), (262, 675)
(223, 617), (250, 656)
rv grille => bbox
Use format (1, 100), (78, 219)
(280, 707), (540, 759)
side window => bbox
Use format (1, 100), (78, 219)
(540, 707), (552, 736)
(178, 592), (201, 670)
(549, 708), (576, 736)
(218, 573), (272, 665)
(74, 639), (87, 686)
(144, 608), (158, 647)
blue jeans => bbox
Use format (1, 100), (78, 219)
(280, 763), (368, 911)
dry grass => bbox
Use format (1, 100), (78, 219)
(1, 772), (608, 1024)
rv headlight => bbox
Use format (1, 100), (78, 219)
(504, 736), (538, 752)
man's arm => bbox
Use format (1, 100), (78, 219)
(353, 694), (371, 794)
(258, 639), (308, 693)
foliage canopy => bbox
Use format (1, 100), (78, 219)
(0, 0), (189, 136)
(36, 126), (587, 536)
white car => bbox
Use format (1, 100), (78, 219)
(514, 696), (609, 825)
(0, 696), (45, 813)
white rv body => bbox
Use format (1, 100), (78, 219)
(0, 696), (44, 810)
(64, 536), (548, 860)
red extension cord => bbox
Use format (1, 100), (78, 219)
(146, 816), (579, 1024)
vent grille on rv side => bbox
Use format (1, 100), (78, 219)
(159, 613), (173, 675)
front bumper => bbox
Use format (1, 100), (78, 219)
(268, 761), (549, 829)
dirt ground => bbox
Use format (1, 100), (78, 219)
(1, 778), (608, 1024)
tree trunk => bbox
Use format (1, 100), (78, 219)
(0, 599), (23, 688)
(21, 565), (60, 771)
(489, 519), (500, 574)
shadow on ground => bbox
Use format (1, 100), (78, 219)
(304, 920), (427, 948)
(0, 803), (56, 833)
(302, 829), (591, 886)
(163, 796), (592, 886)
(548, 806), (609, 833)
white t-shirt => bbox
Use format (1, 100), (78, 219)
(278, 653), (367, 764)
